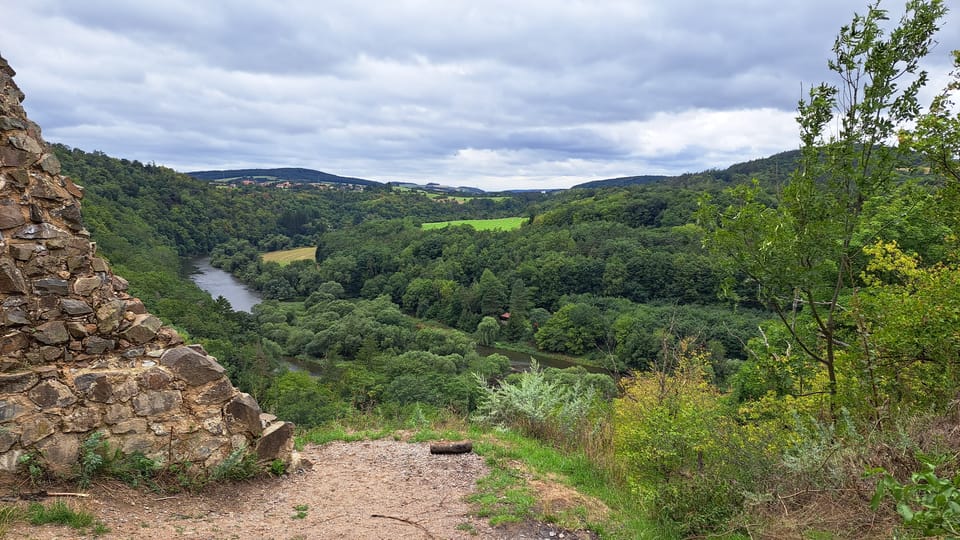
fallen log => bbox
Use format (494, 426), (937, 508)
(429, 440), (473, 454)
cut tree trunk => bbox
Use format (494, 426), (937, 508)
(429, 441), (473, 454)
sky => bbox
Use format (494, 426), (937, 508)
(2, 1), (958, 191)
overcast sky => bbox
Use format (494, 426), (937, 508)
(2, 1), (957, 191)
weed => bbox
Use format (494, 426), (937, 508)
(27, 500), (93, 528)
(269, 458), (287, 476)
(468, 465), (535, 525)
(292, 504), (309, 519)
(17, 452), (45, 486)
(78, 431), (108, 488)
(210, 447), (260, 481)
(0, 504), (23, 537)
(456, 521), (478, 535)
(870, 454), (960, 537)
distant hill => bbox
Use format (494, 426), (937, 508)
(187, 167), (382, 187)
(188, 150), (807, 193)
(571, 150), (802, 189)
(573, 175), (671, 189)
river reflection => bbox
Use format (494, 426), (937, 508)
(185, 257), (263, 313)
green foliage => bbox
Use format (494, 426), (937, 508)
(475, 316), (500, 346)
(614, 338), (786, 535)
(269, 459), (287, 476)
(871, 456), (960, 537)
(264, 371), (349, 428)
(77, 431), (108, 489)
(474, 361), (607, 448)
(27, 501), (98, 530)
(209, 447), (261, 482)
(535, 303), (606, 355)
(292, 504), (309, 520)
(468, 465), (537, 526)
(420, 217), (528, 231)
(699, 0), (948, 412)
(17, 452), (45, 486)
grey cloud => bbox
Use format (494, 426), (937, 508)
(2, 0), (957, 190)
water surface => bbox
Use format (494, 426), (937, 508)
(185, 257), (262, 313)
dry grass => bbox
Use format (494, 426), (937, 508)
(261, 246), (316, 265)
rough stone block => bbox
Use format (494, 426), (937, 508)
(122, 314), (162, 344)
(0, 427), (18, 452)
(0, 330), (27, 353)
(84, 336), (114, 354)
(132, 390), (182, 416)
(27, 379), (77, 409)
(63, 406), (101, 432)
(34, 278), (68, 295)
(3, 307), (29, 325)
(73, 275), (101, 296)
(0, 258), (27, 293)
(104, 403), (132, 425)
(0, 369), (38, 393)
(60, 298), (92, 315)
(224, 393), (262, 436)
(138, 367), (173, 390)
(74, 371), (138, 403)
(20, 413), (57, 446)
(96, 299), (125, 333)
(14, 223), (66, 240)
(9, 243), (34, 261)
(34, 320), (69, 344)
(195, 378), (235, 405)
(66, 321), (88, 338)
(119, 433), (157, 455)
(0, 201), (25, 229)
(160, 346), (227, 386)
(0, 397), (29, 422)
(110, 418), (147, 435)
(36, 433), (79, 477)
(256, 421), (294, 462)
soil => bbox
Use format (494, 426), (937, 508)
(1, 439), (600, 539)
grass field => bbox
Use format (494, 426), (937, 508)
(424, 193), (510, 203)
(421, 217), (527, 231)
(262, 246), (316, 265)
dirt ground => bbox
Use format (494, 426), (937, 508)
(2, 439), (599, 539)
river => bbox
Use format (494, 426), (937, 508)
(184, 257), (263, 313)
(475, 345), (609, 373)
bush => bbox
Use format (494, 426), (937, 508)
(473, 361), (605, 448)
(871, 455), (960, 537)
(614, 338), (788, 535)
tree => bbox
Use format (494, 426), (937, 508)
(535, 303), (605, 355)
(477, 268), (508, 317)
(900, 49), (960, 243)
(476, 316), (500, 346)
(699, 0), (947, 411)
(504, 278), (532, 341)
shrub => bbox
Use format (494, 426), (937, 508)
(473, 361), (605, 448)
(871, 455), (960, 537)
(614, 338), (788, 535)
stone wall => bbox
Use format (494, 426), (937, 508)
(0, 53), (293, 477)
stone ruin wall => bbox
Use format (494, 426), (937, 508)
(0, 53), (293, 477)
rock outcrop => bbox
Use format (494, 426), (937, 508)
(0, 53), (293, 477)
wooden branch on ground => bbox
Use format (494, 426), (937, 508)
(0, 491), (89, 502)
(370, 514), (435, 539)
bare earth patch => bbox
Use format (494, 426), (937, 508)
(3, 439), (599, 539)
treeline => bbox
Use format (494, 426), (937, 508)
(55, 144), (535, 254)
